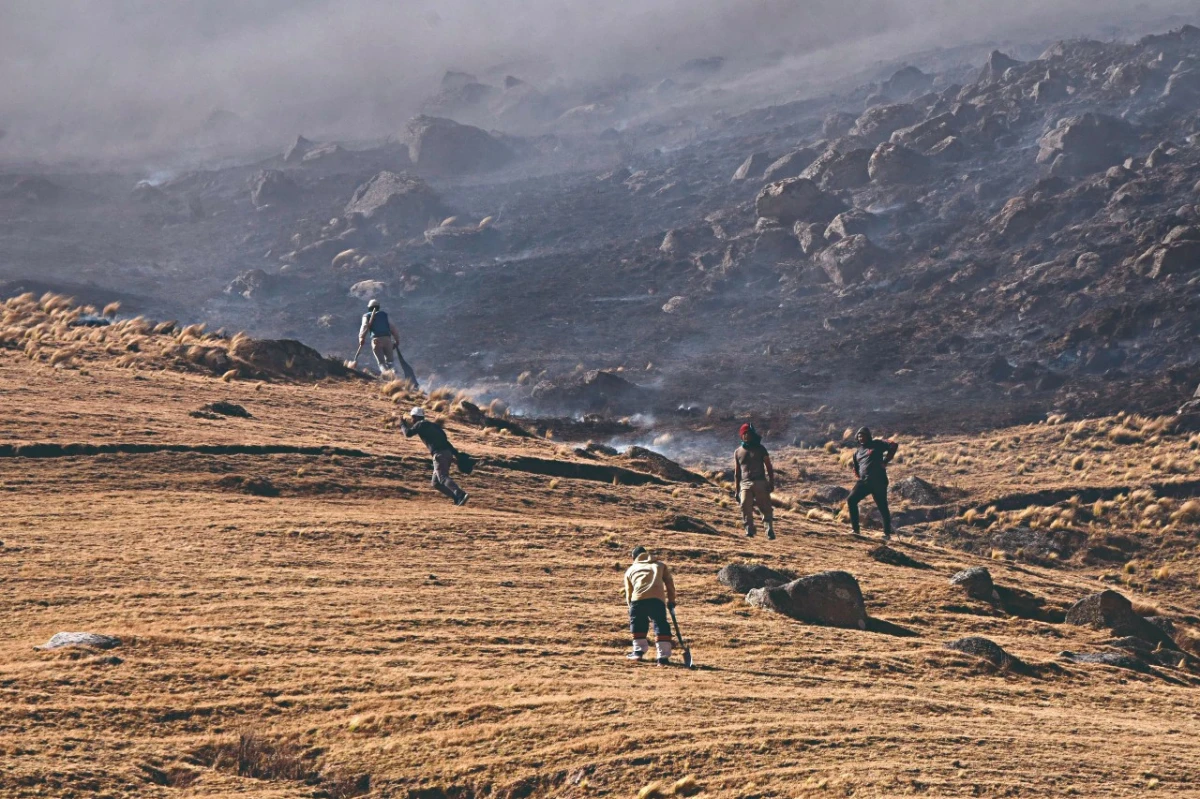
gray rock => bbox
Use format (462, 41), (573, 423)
(755, 178), (846, 225)
(890, 476), (941, 504)
(1058, 650), (1151, 673)
(762, 147), (822, 182)
(850, 104), (921, 145)
(817, 234), (888, 287)
(868, 142), (931, 184)
(732, 152), (773, 182)
(746, 570), (867, 629)
(868, 545), (928, 569)
(800, 147), (872, 191)
(946, 636), (1017, 668)
(1037, 113), (1134, 177)
(717, 563), (796, 593)
(344, 171), (446, 236)
(1065, 590), (1175, 649)
(36, 632), (121, 651)
(405, 115), (513, 175)
(824, 210), (876, 243)
(949, 566), (996, 601)
(249, 169), (299, 208)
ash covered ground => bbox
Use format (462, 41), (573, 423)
(4, 15), (1200, 456)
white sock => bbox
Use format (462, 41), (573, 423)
(656, 640), (673, 660)
(632, 638), (649, 655)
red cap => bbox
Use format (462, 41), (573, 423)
(739, 423), (752, 437)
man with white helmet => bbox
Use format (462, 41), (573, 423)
(400, 406), (468, 505)
(357, 298), (419, 386)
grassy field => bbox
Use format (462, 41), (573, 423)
(2, 295), (1200, 798)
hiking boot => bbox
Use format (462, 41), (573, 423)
(766, 524), (776, 541)
(626, 650), (646, 661)
(656, 657), (671, 666)
(454, 492), (470, 506)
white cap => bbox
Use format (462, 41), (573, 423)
(410, 406), (425, 418)
(367, 298), (381, 309)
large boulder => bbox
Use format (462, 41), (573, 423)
(890, 475), (941, 504)
(1143, 241), (1200, 279)
(824, 209), (876, 243)
(1037, 114), (1134, 177)
(881, 66), (933, 98)
(817, 234), (888, 286)
(762, 146), (822, 182)
(1065, 590), (1176, 649)
(978, 50), (1022, 83)
(282, 135), (314, 163)
(405, 115), (513, 175)
(850, 104), (922, 145)
(949, 567), (997, 601)
(946, 636), (1018, 669)
(732, 152), (773, 182)
(1162, 68), (1200, 104)
(717, 563), (795, 593)
(529, 370), (646, 413)
(755, 178), (846, 225)
(890, 114), (958, 151)
(746, 570), (867, 630)
(800, 148), (872, 191)
(250, 169), (299, 208)
(343, 172), (446, 236)
(869, 142), (931, 184)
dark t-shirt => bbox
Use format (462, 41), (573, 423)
(854, 440), (894, 482)
(403, 419), (453, 454)
(364, 310), (391, 337)
(736, 443), (770, 483)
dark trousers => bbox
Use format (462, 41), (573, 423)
(629, 598), (672, 642)
(848, 477), (892, 534)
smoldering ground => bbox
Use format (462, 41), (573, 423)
(0, 0), (1195, 164)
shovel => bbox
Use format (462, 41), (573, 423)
(669, 606), (694, 669)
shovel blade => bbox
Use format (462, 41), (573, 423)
(683, 648), (694, 668)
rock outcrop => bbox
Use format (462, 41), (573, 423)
(746, 570), (867, 629)
(405, 115), (513, 175)
(343, 172), (446, 236)
(717, 563), (796, 594)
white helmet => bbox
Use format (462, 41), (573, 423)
(410, 406), (425, 418)
(367, 298), (381, 309)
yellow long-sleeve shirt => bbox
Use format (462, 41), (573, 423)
(623, 552), (676, 605)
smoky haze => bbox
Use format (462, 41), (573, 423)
(0, 0), (1194, 165)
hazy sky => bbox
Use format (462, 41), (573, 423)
(0, 0), (1194, 164)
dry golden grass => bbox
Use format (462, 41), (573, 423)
(3, 335), (1200, 797)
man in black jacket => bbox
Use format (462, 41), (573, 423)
(400, 406), (468, 505)
(847, 427), (897, 539)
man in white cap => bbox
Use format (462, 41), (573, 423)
(400, 406), (468, 505)
(358, 299), (419, 386)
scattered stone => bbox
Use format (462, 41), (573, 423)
(732, 152), (773, 182)
(249, 170), (299, 208)
(978, 50), (1022, 83)
(804, 484), (850, 504)
(882, 66), (932, 97)
(745, 570), (868, 630)
(755, 178), (846, 225)
(717, 563), (796, 593)
(1065, 590), (1176, 649)
(799, 147), (872, 191)
(224, 268), (280, 300)
(890, 475), (941, 504)
(625, 447), (706, 485)
(949, 566), (997, 601)
(1037, 113), (1134, 177)
(817, 234), (888, 287)
(762, 147), (822, 182)
(946, 636), (1018, 669)
(868, 142), (931, 184)
(36, 632), (121, 651)
(868, 545), (929, 569)
(824, 209), (876, 243)
(1058, 650), (1151, 673)
(344, 172), (446, 236)
(200, 401), (251, 419)
(850, 104), (922, 145)
(405, 115), (513, 175)
(658, 514), (719, 535)
(349, 280), (387, 301)
(282, 135), (314, 163)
